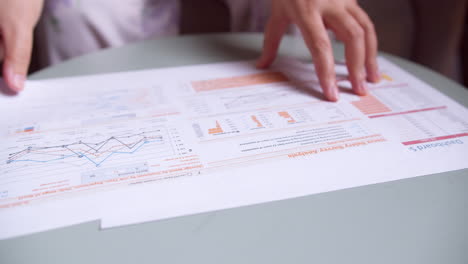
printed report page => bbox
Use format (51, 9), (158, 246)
(0, 57), (467, 238)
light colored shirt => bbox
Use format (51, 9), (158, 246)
(35, 0), (280, 68)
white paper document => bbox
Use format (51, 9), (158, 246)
(1, 57), (467, 239)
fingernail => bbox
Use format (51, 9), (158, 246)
(326, 83), (340, 102)
(5, 65), (25, 92)
(13, 74), (25, 91)
(357, 81), (368, 96)
(370, 71), (380, 83)
(373, 65), (381, 82)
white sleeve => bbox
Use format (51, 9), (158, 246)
(35, 0), (181, 68)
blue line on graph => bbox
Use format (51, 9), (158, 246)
(8, 139), (163, 167)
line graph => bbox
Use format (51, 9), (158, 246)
(6, 131), (166, 167)
(221, 90), (291, 109)
(217, 84), (315, 111)
(0, 121), (195, 200)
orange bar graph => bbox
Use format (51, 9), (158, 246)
(208, 121), (224, 134)
(192, 72), (289, 92)
(251, 115), (263, 128)
(278, 111), (296, 123)
(351, 95), (391, 115)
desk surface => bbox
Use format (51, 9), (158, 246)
(1, 33), (467, 264)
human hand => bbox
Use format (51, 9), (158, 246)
(257, 0), (379, 101)
(0, 0), (44, 93)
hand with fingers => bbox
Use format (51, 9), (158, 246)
(257, 0), (380, 102)
(0, 0), (44, 93)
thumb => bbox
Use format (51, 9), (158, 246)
(2, 27), (33, 92)
(256, 17), (289, 69)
